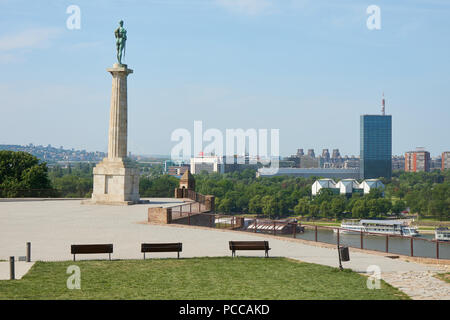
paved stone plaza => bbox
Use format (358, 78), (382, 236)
(1, 199), (449, 299)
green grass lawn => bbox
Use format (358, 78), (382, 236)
(0, 257), (408, 300)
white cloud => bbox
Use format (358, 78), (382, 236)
(215, 0), (272, 15)
(0, 27), (61, 52)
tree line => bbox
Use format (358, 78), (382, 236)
(1, 151), (448, 221)
(0, 151), (177, 198)
(194, 170), (406, 220)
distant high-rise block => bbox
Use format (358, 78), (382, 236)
(321, 149), (330, 161)
(307, 149), (315, 158)
(298, 155), (320, 168)
(405, 149), (431, 172)
(392, 156), (405, 171)
(442, 152), (450, 171)
(332, 149), (340, 159)
(360, 115), (392, 179)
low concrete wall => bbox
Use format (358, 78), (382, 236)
(148, 207), (172, 224)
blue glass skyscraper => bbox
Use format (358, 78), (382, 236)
(360, 114), (392, 179)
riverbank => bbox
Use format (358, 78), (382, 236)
(298, 219), (444, 235)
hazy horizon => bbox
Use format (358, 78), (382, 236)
(1, 0), (449, 157)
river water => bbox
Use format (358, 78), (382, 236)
(179, 215), (450, 260)
(285, 227), (450, 259)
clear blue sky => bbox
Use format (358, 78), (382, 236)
(0, 0), (449, 157)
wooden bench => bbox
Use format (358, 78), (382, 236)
(229, 241), (270, 258)
(141, 243), (182, 259)
(71, 244), (113, 261)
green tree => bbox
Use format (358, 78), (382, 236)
(236, 196), (249, 213)
(320, 202), (332, 218)
(330, 197), (347, 220)
(314, 188), (334, 205)
(294, 198), (310, 217)
(139, 175), (179, 198)
(377, 198), (392, 216)
(367, 199), (382, 218)
(352, 199), (367, 218)
(366, 188), (383, 200)
(248, 195), (262, 214)
(428, 199), (447, 221)
(218, 197), (233, 213)
(0, 151), (53, 197)
(392, 200), (406, 214)
(52, 175), (92, 198)
(261, 195), (277, 218)
(309, 204), (320, 218)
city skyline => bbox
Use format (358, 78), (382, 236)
(3, 143), (447, 164)
(1, 1), (449, 157)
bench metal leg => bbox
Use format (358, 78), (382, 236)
(109, 253), (111, 261)
(73, 254), (76, 262)
(10, 257), (15, 280)
(177, 251), (180, 259)
(143, 253), (146, 260)
(265, 250), (269, 258)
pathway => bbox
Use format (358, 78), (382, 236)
(0, 261), (35, 280)
(381, 268), (450, 300)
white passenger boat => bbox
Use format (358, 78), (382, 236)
(334, 219), (420, 236)
(435, 227), (450, 241)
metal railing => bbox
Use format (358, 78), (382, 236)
(184, 189), (207, 204)
(300, 224), (449, 260)
(170, 201), (208, 220)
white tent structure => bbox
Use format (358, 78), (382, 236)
(359, 179), (385, 195)
(312, 178), (385, 196)
(335, 179), (360, 195)
(311, 179), (337, 196)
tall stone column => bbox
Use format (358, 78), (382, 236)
(90, 64), (140, 205)
(107, 64), (131, 159)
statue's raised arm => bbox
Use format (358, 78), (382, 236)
(115, 20), (127, 65)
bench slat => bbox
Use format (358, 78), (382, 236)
(141, 243), (182, 253)
(231, 246), (268, 250)
(229, 241), (270, 258)
(141, 243), (183, 259)
(71, 244), (113, 254)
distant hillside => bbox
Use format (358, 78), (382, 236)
(0, 144), (106, 163)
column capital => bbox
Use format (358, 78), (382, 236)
(107, 63), (133, 75)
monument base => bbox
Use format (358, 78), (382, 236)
(90, 158), (140, 205)
(82, 199), (150, 206)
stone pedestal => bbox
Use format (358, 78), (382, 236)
(90, 64), (140, 205)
